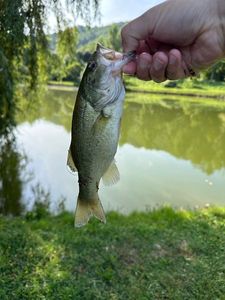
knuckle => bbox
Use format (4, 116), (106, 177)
(156, 78), (166, 83)
(166, 66), (186, 80)
(150, 69), (165, 83)
(137, 73), (150, 81)
(152, 76), (166, 83)
(166, 65), (178, 80)
(136, 68), (148, 80)
(166, 71), (177, 80)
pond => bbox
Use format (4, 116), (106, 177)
(1, 88), (225, 216)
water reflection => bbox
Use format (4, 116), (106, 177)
(17, 90), (225, 174)
(16, 89), (74, 131)
(1, 89), (225, 215)
(0, 133), (28, 215)
(121, 100), (225, 174)
(16, 120), (73, 213)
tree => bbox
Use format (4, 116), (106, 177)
(204, 61), (225, 81)
(108, 24), (121, 52)
(0, 133), (28, 215)
(56, 27), (81, 82)
(0, 0), (100, 133)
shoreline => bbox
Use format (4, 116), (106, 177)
(48, 79), (225, 100)
(125, 87), (225, 100)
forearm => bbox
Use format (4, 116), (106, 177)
(218, 0), (225, 54)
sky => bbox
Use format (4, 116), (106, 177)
(48, 0), (165, 31)
(98, 0), (165, 26)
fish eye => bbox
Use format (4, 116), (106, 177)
(88, 61), (97, 71)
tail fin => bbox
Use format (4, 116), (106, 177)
(74, 196), (106, 228)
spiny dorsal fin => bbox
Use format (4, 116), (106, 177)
(67, 148), (77, 172)
(102, 159), (120, 186)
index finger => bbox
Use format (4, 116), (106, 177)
(121, 12), (154, 52)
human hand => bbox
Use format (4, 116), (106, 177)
(121, 0), (225, 82)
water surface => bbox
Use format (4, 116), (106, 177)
(1, 89), (225, 215)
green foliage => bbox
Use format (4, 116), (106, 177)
(0, 0), (100, 132)
(1, 207), (225, 299)
(204, 60), (225, 81)
(64, 60), (83, 82)
(57, 27), (78, 58)
(77, 22), (125, 48)
(125, 76), (225, 98)
(48, 27), (82, 82)
(0, 49), (14, 134)
(76, 23), (125, 54)
(47, 53), (63, 81)
(25, 184), (51, 220)
(0, 133), (28, 215)
(108, 24), (121, 51)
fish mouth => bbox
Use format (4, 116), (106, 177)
(96, 43), (136, 75)
(111, 51), (136, 76)
(96, 43), (117, 60)
(122, 50), (137, 61)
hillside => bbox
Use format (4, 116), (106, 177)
(77, 22), (125, 49)
(49, 22), (125, 53)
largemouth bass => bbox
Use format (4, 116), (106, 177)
(67, 43), (135, 227)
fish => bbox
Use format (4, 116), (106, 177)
(67, 43), (135, 227)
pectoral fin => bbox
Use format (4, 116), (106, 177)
(67, 148), (77, 172)
(102, 159), (120, 186)
(91, 112), (109, 135)
(102, 106), (112, 118)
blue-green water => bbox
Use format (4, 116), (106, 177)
(1, 89), (225, 215)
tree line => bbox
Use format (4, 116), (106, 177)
(0, 0), (100, 133)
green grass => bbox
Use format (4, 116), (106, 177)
(48, 81), (75, 87)
(1, 207), (225, 299)
(125, 91), (225, 109)
(124, 77), (225, 99)
(47, 81), (77, 92)
(48, 78), (225, 100)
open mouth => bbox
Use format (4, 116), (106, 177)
(96, 43), (136, 76)
(97, 43), (117, 61)
(97, 42), (136, 61)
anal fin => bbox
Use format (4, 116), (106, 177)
(67, 148), (77, 172)
(102, 159), (120, 186)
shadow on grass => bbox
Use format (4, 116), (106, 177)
(0, 207), (225, 299)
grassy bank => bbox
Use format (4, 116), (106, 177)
(1, 207), (225, 299)
(48, 81), (77, 92)
(47, 78), (225, 99)
(125, 77), (225, 99)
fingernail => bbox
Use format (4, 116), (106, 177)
(154, 58), (163, 71)
(169, 55), (177, 65)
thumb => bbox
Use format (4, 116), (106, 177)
(121, 9), (157, 52)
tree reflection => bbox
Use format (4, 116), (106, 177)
(120, 100), (225, 174)
(16, 89), (225, 175)
(0, 133), (29, 215)
(16, 88), (75, 131)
